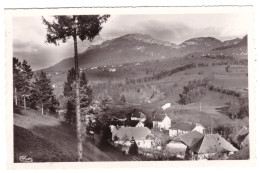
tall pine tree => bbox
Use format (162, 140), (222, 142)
(13, 58), (33, 107)
(13, 57), (22, 106)
(63, 68), (93, 126)
(33, 71), (56, 115)
(43, 15), (109, 161)
(80, 72), (93, 115)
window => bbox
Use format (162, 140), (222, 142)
(137, 142), (140, 145)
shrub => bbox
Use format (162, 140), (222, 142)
(128, 141), (138, 155)
(120, 95), (126, 103)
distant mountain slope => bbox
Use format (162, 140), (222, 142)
(187, 35), (248, 59)
(222, 38), (242, 47)
(213, 35), (247, 51)
(179, 37), (222, 52)
(45, 34), (179, 72)
(43, 34), (247, 72)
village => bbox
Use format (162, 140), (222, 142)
(92, 103), (250, 161)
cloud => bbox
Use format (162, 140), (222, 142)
(138, 20), (193, 43)
(12, 14), (248, 70)
(13, 39), (93, 70)
(100, 14), (247, 44)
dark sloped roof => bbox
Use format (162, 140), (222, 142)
(113, 127), (151, 140)
(190, 134), (238, 154)
(235, 127), (249, 137)
(228, 146), (249, 160)
(179, 131), (204, 147)
(169, 121), (196, 131)
(171, 131), (204, 147)
(151, 130), (171, 143)
(232, 127), (249, 146)
(172, 136), (182, 142)
(241, 134), (249, 148)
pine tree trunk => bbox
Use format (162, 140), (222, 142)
(14, 87), (18, 106)
(42, 102), (44, 115)
(23, 96), (26, 110)
(73, 30), (83, 161)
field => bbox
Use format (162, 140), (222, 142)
(45, 54), (249, 146)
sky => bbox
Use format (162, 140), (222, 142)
(12, 14), (249, 70)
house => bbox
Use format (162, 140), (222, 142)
(152, 114), (171, 130)
(188, 134), (238, 160)
(169, 121), (205, 137)
(111, 127), (158, 149)
(109, 68), (116, 72)
(125, 120), (144, 127)
(166, 131), (204, 155)
(231, 126), (249, 149)
(130, 112), (146, 122)
(151, 129), (171, 146)
(136, 121), (145, 127)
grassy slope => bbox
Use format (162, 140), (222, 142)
(120, 63), (248, 130)
(13, 108), (130, 162)
(49, 57), (248, 133)
(14, 125), (75, 162)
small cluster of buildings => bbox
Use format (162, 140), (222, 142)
(109, 113), (248, 160)
(46, 71), (63, 77)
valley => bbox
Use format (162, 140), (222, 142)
(46, 33), (248, 132)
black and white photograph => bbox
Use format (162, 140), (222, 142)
(5, 7), (254, 166)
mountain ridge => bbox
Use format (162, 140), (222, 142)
(42, 33), (247, 73)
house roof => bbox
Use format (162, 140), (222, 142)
(146, 133), (161, 140)
(190, 134), (238, 154)
(169, 121), (196, 131)
(234, 127), (249, 138)
(140, 112), (146, 119)
(152, 114), (165, 121)
(131, 111), (146, 118)
(151, 130), (171, 143)
(112, 127), (151, 140)
(228, 146), (249, 160)
(171, 131), (204, 147)
(232, 127), (249, 145)
(179, 131), (204, 147)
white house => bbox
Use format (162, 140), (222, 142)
(111, 127), (159, 149)
(169, 121), (205, 137)
(166, 137), (187, 155)
(166, 131), (204, 155)
(135, 122), (144, 127)
(193, 123), (205, 134)
(153, 114), (171, 130)
(109, 68), (116, 72)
